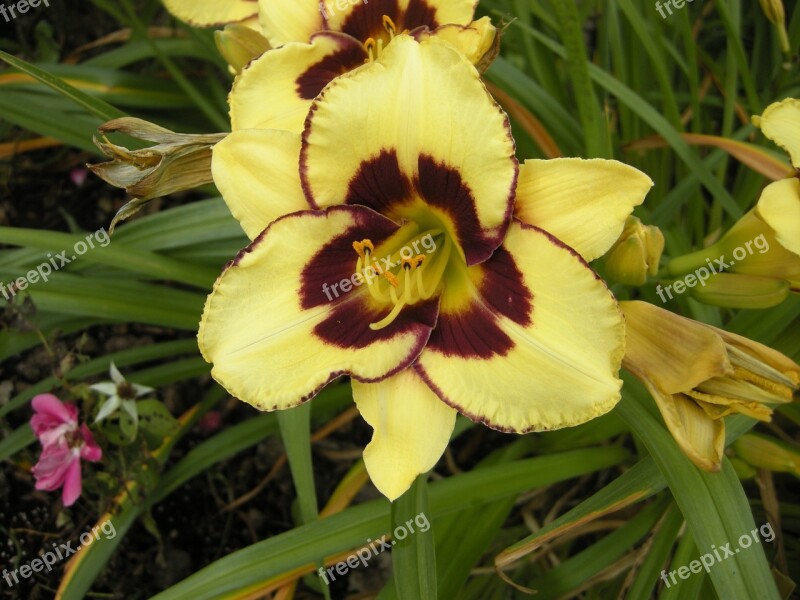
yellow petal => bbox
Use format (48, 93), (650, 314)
(230, 32), (367, 134)
(646, 385), (725, 472)
(620, 301), (732, 395)
(514, 159), (653, 261)
(258, 0), (323, 46)
(163, 0), (258, 26)
(211, 129), (309, 239)
(701, 323), (800, 388)
(353, 369), (456, 501)
(198, 206), (438, 410)
(753, 97), (800, 167)
(756, 178), (800, 256)
(302, 35), (517, 265)
(421, 18), (497, 71)
(415, 220), (625, 433)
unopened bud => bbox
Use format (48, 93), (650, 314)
(733, 433), (800, 476)
(690, 272), (789, 309)
(604, 216), (664, 286)
(758, 0), (790, 52)
(215, 24), (270, 73)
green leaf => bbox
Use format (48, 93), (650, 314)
(617, 387), (780, 600)
(138, 399), (180, 448)
(0, 226), (218, 288)
(150, 446), (629, 599)
(0, 50), (125, 121)
(277, 404), (319, 525)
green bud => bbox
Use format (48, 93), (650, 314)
(690, 273), (789, 309)
(604, 216), (664, 286)
(733, 432), (800, 476)
(215, 24), (270, 74)
(758, 0), (790, 52)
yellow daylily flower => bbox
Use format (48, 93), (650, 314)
(622, 300), (800, 472)
(231, 0), (496, 134)
(667, 98), (800, 303)
(162, 0), (259, 27)
(200, 36), (652, 501)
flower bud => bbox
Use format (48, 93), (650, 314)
(732, 432), (800, 476)
(690, 272), (790, 309)
(215, 24), (270, 73)
(757, 0), (790, 52)
(603, 216), (664, 286)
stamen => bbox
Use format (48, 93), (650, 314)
(382, 15), (397, 38)
(364, 38), (376, 62)
(352, 233), (449, 331)
(357, 247), (390, 303)
(353, 239), (374, 260)
(383, 270), (399, 288)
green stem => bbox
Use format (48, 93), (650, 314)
(551, 0), (610, 158)
(666, 245), (721, 277)
(392, 475), (437, 600)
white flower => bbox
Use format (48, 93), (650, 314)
(90, 362), (153, 432)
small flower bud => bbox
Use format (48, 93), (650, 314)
(689, 273), (790, 309)
(758, 0), (790, 52)
(604, 216), (664, 286)
(733, 433), (800, 476)
(215, 24), (271, 73)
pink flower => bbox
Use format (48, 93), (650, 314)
(30, 394), (102, 506)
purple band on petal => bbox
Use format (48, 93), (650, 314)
(314, 296), (439, 352)
(339, 0), (400, 41)
(299, 206), (400, 310)
(403, 0), (439, 29)
(338, 0), (440, 41)
(296, 33), (368, 100)
(416, 154), (502, 265)
(426, 246), (532, 358)
(344, 149), (412, 213)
